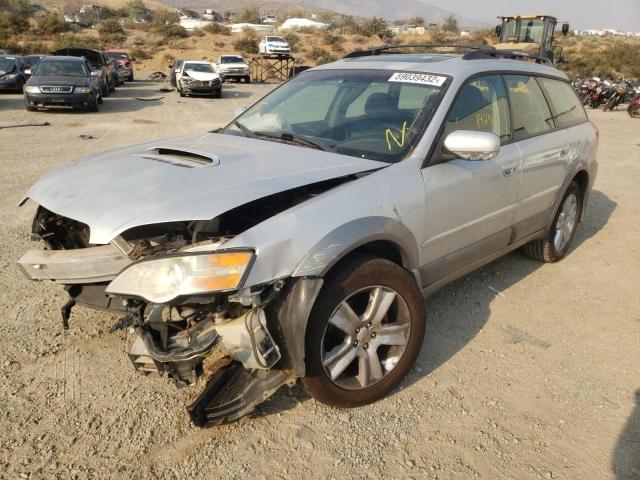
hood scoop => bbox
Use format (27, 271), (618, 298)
(134, 146), (220, 168)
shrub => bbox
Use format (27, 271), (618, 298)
(97, 18), (125, 43)
(359, 17), (393, 40)
(308, 46), (337, 65)
(129, 46), (152, 60)
(203, 22), (230, 35)
(323, 32), (344, 50)
(32, 12), (71, 35)
(233, 31), (258, 54)
(285, 32), (300, 50)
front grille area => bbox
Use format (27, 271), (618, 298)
(40, 85), (74, 93)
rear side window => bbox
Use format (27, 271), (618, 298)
(445, 75), (511, 143)
(538, 77), (588, 128)
(504, 75), (554, 140)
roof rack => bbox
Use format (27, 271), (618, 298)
(343, 44), (552, 65)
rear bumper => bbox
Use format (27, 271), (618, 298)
(25, 92), (95, 109)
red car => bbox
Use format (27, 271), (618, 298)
(106, 50), (134, 82)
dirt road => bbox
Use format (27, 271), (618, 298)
(0, 80), (638, 480)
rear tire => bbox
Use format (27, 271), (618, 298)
(628, 104), (640, 118)
(522, 181), (583, 263)
(245, 76), (251, 84)
(303, 255), (425, 408)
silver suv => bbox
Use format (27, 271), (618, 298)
(17, 46), (598, 426)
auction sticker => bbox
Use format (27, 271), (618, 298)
(388, 72), (447, 87)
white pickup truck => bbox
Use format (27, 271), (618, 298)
(215, 55), (251, 83)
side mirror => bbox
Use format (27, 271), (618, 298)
(233, 107), (247, 117)
(91, 70), (101, 77)
(562, 23), (570, 35)
(444, 130), (500, 161)
(495, 25), (502, 38)
(24, 68), (31, 76)
(174, 68), (180, 73)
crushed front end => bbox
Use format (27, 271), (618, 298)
(17, 206), (300, 427)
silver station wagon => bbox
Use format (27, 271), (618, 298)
(18, 45), (598, 426)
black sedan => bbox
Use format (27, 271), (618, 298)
(24, 56), (101, 112)
(0, 55), (30, 93)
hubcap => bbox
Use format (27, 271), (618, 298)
(554, 193), (578, 252)
(321, 286), (411, 390)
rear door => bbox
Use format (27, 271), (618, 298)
(420, 74), (522, 285)
(505, 75), (573, 236)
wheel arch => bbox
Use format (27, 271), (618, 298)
(292, 216), (421, 286)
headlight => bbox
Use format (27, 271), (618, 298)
(24, 86), (41, 93)
(3, 73), (18, 79)
(74, 86), (91, 93)
(105, 251), (254, 303)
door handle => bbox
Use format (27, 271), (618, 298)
(502, 163), (517, 177)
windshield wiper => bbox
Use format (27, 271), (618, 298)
(232, 120), (257, 138)
(254, 131), (335, 152)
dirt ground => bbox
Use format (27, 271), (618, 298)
(0, 78), (638, 480)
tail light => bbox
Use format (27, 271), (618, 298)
(590, 121), (599, 141)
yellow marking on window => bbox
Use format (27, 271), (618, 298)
(386, 121), (407, 151)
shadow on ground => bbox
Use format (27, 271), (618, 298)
(256, 189), (617, 418)
(612, 390), (640, 479)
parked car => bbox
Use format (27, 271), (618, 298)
(52, 48), (115, 97)
(176, 61), (221, 97)
(112, 61), (129, 86)
(106, 50), (134, 82)
(258, 36), (291, 56)
(216, 55), (250, 83)
(23, 55), (101, 111)
(169, 59), (184, 87)
(17, 47), (598, 427)
(24, 54), (46, 70)
(0, 55), (30, 93)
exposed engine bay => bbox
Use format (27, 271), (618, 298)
(17, 178), (351, 426)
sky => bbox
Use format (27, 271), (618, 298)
(422, 0), (640, 31)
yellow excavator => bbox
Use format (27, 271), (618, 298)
(494, 15), (570, 64)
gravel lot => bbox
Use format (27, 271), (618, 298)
(0, 79), (638, 480)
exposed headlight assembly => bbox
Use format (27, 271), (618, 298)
(74, 86), (92, 93)
(106, 251), (254, 304)
(24, 85), (41, 93)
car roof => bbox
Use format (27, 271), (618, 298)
(40, 55), (86, 62)
(315, 53), (568, 81)
(183, 60), (212, 64)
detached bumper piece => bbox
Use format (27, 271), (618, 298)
(187, 362), (291, 427)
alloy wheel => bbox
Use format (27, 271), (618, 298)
(321, 286), (411, 390)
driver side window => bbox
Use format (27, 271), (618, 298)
(445, 75), (511, 144)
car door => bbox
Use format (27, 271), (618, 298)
(419, 74), (522, 285)
(504, 75), (572, 236)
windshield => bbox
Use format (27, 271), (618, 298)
(221, 56), (244, 64)
(0, 57), (17, 74)
(34, 61), (88, 77)
(502, 18), (545, 44)
(184, 63), (214, 73)
(107, 52), (129, 60)
(225, 69), (447, 163)
(266, 36), (286, 42)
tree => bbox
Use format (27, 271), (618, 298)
(125, 0), (146, 20)
(406, 16), (425, 26)
(237, 6), (260, 24)
(442, 15), (459, 34)
(360, 17), (393, 40)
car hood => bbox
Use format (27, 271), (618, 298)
(185, 70), (219, 81)
(23, 133), (386, 244)
(27, 76), (89, 87)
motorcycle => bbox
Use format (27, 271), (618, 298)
(604, 82), (629, 111)
(628, 97), (640, 118)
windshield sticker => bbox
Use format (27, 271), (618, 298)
(389, 72), (446, 87)
(386, 121), (407, 151)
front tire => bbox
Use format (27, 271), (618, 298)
(303, 255), (425, 408)
(523, 181), (583, 263)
